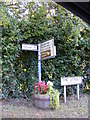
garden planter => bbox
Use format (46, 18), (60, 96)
(34, 94), (51, 109)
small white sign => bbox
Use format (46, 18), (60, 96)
(22, 44), (37, 51)
(61, 76), (82, 86)
(61, 76), (83, 103)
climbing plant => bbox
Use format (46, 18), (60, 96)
(1, 2), (90, 99)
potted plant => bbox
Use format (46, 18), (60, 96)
(34, 81), (60, 110)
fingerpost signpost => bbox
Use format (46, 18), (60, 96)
(22, 38), (56, 82)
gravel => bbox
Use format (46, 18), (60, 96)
(0, 93), (89, 118)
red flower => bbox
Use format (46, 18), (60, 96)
(34, 81), (48, 94)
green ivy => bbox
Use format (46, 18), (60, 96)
(1, 2), (90, 99)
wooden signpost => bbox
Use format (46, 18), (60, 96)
(61, 76), (83, 103)
(22, 38), (56, 82)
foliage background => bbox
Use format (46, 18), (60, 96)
(0, 2), (90, 99)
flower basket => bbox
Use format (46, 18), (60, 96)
(34, 81), (59, 110)
(34, 94), (51, 109)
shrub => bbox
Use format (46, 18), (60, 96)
(1, 2), (89, 99)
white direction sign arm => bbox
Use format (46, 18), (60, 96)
(22, 44), (37, 51)
(40, 39), (56, 60)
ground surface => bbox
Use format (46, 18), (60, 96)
(0, 93), (89, 119)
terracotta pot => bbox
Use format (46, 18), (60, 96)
(34, 94), (50, 109)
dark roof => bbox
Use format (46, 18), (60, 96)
(56, 2), (90, 24)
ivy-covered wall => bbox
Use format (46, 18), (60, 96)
(1, 2), (90, 98)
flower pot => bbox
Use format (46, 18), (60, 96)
(34, 94), (50, 109)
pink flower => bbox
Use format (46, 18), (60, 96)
(34, 81), (48, 95)
(37, 87), (39, 91)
